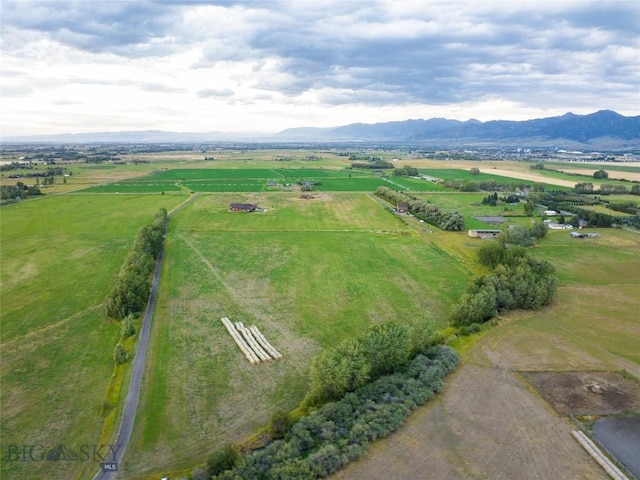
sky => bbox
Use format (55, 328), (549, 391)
(1, 0), (639, 136)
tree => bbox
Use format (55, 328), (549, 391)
(528, 220), (548, 240)
(575, 182), (594, 194)
(469, 167), (480, 175)
(593, 169), (608, 179)
(113, 344), (129, 365)
(499, 225), (535, 247)
(309, 338), (370, 402)
(363, 321), (410, 377)
(523, 198), (535, 216)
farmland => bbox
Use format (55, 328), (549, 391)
(333, 227), (640, 480)
(1, 149), (639, 480)
(122, 192), (471, 478)
(0, 194), (187, 480)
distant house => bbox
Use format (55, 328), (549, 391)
(544, 210), (558, 216)
(468, 229), (501, 239)
(229, 203), (259, 212)
(396, 201), (408, 214)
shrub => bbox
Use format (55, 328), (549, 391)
(113, 344), (129, 365)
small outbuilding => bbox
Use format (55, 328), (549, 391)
(468, 229), (501, 239)
(397, 201), (408, 214)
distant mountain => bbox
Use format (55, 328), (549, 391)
(275, 110), (640, 147)
(4, 110), (639, 148)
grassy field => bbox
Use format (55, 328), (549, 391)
(333, 227), (640, 480)
(79, 167), (448, 194)
(0, 193), (187, 480)
(122, 192), (472, 479)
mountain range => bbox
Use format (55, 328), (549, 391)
(4, 110), (639, 148)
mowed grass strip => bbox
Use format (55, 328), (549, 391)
(125, 192), (471, 478)
(0, 193), (187, 480)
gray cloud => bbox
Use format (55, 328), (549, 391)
(2, 0), (638, 116)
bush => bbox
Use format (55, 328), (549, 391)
(270, 410), (294, 439)
(207, 444), (240, 477)
(113, 344), (129, 365)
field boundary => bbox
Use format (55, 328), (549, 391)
(571, 430), (629, 480)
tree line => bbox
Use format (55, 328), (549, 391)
(105, 208), (167, 320)
(392, 165), (419, 177)
(375, 186), (464, 231)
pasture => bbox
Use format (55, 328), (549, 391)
(122, 192), (472, 478)
(0, 194), (187, 480)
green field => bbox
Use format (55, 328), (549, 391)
(79, 167), (449, 194)
(122, 192), (472, 478)
(467, 228), (640, 372)
(421, 168), (535, 184)
(0, 194), (187, 480)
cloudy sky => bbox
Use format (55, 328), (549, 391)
(1, 0), (639, 136)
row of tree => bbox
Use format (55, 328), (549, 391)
(442, 178), (546, 193)
(392, 165), (419, 177)
(202, 346), (459, 480)
(375, 186), (464, 231)
(351, 161), (394, 169)
(105, 208), (167, 320)
(574, 182), (637, 195)
(451, 227), (558, 326)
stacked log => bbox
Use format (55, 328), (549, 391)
(250, 325), (283, 359)
(221, 317), (259, 364)
(220, 317), (283, 364)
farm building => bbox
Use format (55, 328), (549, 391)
(397, 201), (408, 214)
(229, 203), (260, 212)
(548, 222), (572, 230)
(468, 229), (501, 239)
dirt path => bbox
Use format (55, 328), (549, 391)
(0, 304), (104, 350)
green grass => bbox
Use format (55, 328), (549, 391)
(125, 192), (471, 478)
(534, 228), (640, 286)
(421, 168), (533, 184)
(77, 168), (449, 194)
(0, 193), (187, 480)
(544, 162), (640, 174)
